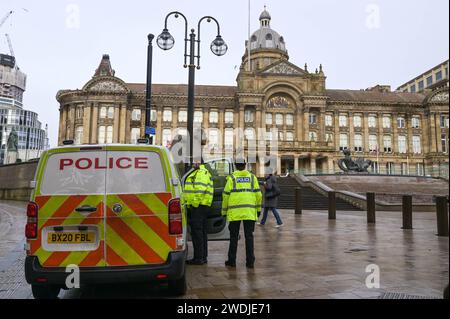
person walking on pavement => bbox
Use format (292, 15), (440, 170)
(184, 161), (214, 265)
(259, 169), (284, 228)
(222, 158), (262, 269)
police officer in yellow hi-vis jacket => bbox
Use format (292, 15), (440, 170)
(184, 161), (214, 265)
(222, 158), (262, 268)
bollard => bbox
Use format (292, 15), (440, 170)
(328, 191), (336, 220)
(436, 196), (449, 237)
(402, 195), (413, 229)
(295, 188), (302, 215)
(366, 193), (376, 223)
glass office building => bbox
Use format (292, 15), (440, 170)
(0, 97), (48, 165)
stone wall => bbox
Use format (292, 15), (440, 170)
(0, 162), (38, 201)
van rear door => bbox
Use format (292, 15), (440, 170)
(32, 147), (107, 268)
(104, 146), (179, 267)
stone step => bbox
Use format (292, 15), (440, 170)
(268, 177), (362, 211)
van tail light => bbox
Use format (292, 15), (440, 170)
(26, 202), (38, 239)
(27, 202), (38, 218)
(168, 199), (182, 235)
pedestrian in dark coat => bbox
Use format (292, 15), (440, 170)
(258, 170), (284, 228)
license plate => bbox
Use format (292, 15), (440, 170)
(47, 232), (95, 244)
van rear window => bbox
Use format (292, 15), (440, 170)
(40, 151), (167, 195)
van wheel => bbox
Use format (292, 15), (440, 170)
(31, 285), (60, 299)
(168, 273), (187, 296)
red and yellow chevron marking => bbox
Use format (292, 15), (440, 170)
(30, 195), (105, 268)
(104, 192), (176, 266)
(29, 192), (181, 268)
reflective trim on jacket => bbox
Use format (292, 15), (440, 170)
(183, 165), (214, 208)
(221, 170), (262, 221)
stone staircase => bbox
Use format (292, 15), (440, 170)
(274, 176), (362, 211)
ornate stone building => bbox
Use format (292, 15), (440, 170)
(57, 8), (449, 177)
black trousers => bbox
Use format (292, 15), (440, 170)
(188, 205), (209, 261)
(228, 220), (255, 265)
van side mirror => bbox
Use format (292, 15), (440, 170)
(29, 181), (36, 188)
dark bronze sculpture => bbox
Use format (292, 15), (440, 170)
(338, 149), (373, 173)
(7, 128), (18, 152)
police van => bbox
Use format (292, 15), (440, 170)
(24, 142), (231, 299)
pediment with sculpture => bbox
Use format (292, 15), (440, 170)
(428, 90), (449, 103)
(260, 61), (307, 76)
(83, 77), (129, 93)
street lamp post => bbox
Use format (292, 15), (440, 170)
(145, 34), (154, 143)
(156, 11), (228, 172)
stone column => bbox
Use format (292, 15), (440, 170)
(68, 105), (76, 140)
(334, 111), (340, 151)
(59, 105), (67, 145)
(422, 113), (430, 154)
(318, 110), (325, 142)
(392, 113), (398, 154)
(91, 103), (98, 143)
(156, 108), (162, 145)
(256, 108), (262, 130)
(113, 106), (120, 143)
(172, 107), (178, 128)
(363, 113), (369, 154)
(296, 109), (302, 141)
(276, 155), (282, 175)
(239, 107), (245, 130)
(407, 114), (414, 154)
(294, 155), (299, 173)
(328, 157), (334, 174)
(238, 106), (245, 153)
(378, 114), (384, 160)
(219, 110), (225, 152)
(303, 108), (310, 141)
(310, 155), (317, 174)
(83, 103), (91, 144)
(430, 112), (437, 153)
(203, 109), (209, 132)
(348, 112), (354, 151)
(119, 104), (127, 144)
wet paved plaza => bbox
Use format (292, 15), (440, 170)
(0, 200), (448, 299)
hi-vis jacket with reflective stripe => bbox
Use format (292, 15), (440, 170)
(221, 170), (262, 222)
(183, 165), (214, 208)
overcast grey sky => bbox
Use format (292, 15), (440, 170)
(0, 0), (448, 147)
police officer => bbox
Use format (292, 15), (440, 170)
(184, 161), (214, 265)
(222, 158), (262, 268)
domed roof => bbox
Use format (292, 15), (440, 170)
(249, 8), (287, 52)
(259, 8), (271, 21)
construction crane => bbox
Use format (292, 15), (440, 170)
(5, 34), (14, 57)
(0, 11), (13, 29)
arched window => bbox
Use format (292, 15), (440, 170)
(98, 126), (105, 143)
(100, 107), (107, 119)
(75, 126), (83, 144)
(279, 37), (285, 50)
(106, 126), (113, 144)
(265, 33), (273, 47)
(250, 35), (257, 50)
(131, 109), (141, 121)
(130, 128), (140, 144)
(108, 107), (115, 119)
